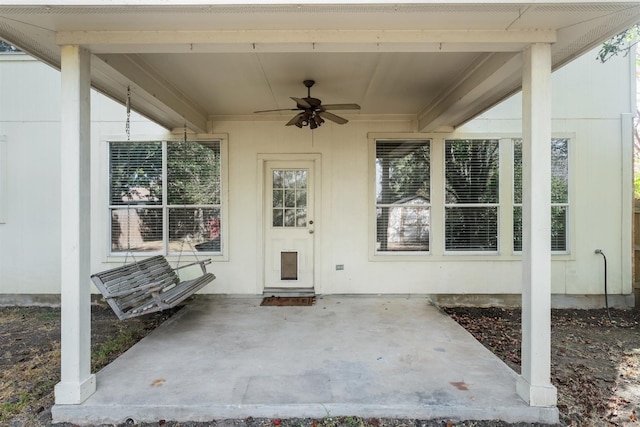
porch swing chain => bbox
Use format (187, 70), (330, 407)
(175, 122), (204, 277)
(125, 86), (131, 142)
(123, 86), (138, 267)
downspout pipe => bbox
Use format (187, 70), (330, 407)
(595, 249), (613, 322)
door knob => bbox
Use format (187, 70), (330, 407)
(309, 230), (314, 234)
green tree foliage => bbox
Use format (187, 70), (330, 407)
(0, 40), (19, 53)
(597, 24), (639, 63)
(598, 25), (640, 200)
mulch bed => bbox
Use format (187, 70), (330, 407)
(443, 306), (640, 426)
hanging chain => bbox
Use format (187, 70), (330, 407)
(125, 86), (131, 141)
(124, 85), (134, 265)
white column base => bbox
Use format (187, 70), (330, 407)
(516, 375), (557, 407)
(54, 374), (96, 404)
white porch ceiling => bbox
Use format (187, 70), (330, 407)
(0, 2), (639, 133)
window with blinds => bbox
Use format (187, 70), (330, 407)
(375, 140), (430, 253)
(513, 138), (569, 253)
(109, 140), (222, 255)
(445, 139), (500, 252)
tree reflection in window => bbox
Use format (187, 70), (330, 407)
(375, 140), (430, 252)
(445, 139), (499, 252)
(272, 169), (307, 227)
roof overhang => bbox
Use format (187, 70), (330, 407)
(1, 2), (638, 133)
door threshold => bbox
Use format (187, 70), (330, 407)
(263, 287), (316, 297)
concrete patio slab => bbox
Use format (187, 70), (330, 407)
(53, 296), (559, 425)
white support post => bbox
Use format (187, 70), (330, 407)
(54, 45), (96, 404)
(516, 43), (558, 407)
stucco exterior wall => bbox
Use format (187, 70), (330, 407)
(0, 49), (635, 303)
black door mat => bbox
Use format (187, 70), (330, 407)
(260, 296), (316, 306)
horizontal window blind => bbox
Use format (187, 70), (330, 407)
(513, 138), (569, 252)
(109, 140), (222, 256)
(375, 140), (430, 252)
(445, 139), (499, 252)
(109, 141), (162, 206)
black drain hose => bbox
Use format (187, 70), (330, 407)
(595, 249), (612, 322)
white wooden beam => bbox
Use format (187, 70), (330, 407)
(95, 54), (208, 133)
(516, 42), (557, 407)
(54, 45), (96, 405)
(56, 29), (556, 54)
(417, 52), (521, 132)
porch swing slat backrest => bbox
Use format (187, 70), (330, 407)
(91, 255), (215, 319)
(100, 256), (179, 293)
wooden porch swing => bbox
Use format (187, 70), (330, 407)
(91, 88), (216, 320)
(91, 254), (215, 320)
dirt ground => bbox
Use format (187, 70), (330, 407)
(444, 307), (640, 426)
(0, 302), (638, 427)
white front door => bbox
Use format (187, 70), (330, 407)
(264, 161), (315, 290)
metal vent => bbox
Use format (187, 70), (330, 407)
(531, 4), (633, 13)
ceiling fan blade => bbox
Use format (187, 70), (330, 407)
(318, 111), (348, 125)
(285, 112), (303, 126)
(321, 103), (361, 111)
(291, 97), (311, 109)
(254, 108), (299, 113)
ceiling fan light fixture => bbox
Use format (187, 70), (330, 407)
(255, 80), (359, 130)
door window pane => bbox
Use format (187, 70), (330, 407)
(272, 169), (308, 228)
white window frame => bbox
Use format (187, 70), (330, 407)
(368, 135), (432, 260)
(107, 136), (228, 261)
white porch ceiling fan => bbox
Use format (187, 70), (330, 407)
(254, 80), (360, 129)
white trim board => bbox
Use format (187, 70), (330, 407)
(0, 137), (7, 224)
